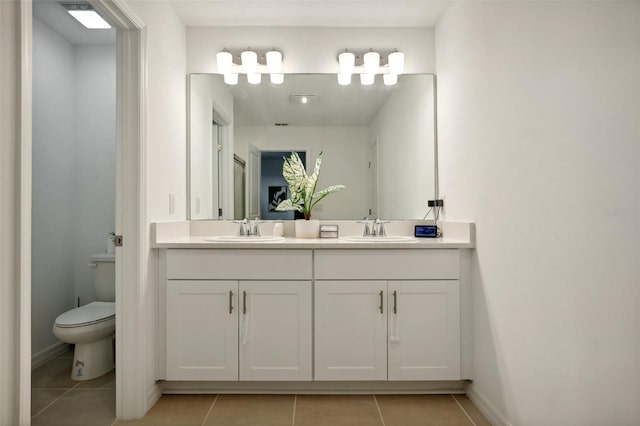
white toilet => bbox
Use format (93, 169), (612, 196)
(53, 253), (115, 381)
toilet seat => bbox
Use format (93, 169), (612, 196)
(55, 301), (115, 328)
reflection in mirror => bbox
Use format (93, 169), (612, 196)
(188, 73), (436, 220)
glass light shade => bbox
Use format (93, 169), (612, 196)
(388, 51), (405, 75)
(216, 51), (233, 75)
(383, 73), (398, 86)
(360, 73), (374, 86)
(223, 73), (238, 85)
(241, 50), (258, 74)
(337, 73), (352, 86)
(68, 10), (111, 29)
(363, 51), (380, 75)
(247, 73), (261, 85)
(266, 51), (283, 73)
(270, 73), (284, 85)
(338, 52), (355, 75)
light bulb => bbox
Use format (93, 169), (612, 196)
(363, 51), (380, 75)
(241, 50), (258, 74)
(216, 51), (233, 75)
(247, 73), (261, 85)
(338, 51), (355, 75)
(224, 73), (238, 85)
(270, 73), (284, 85)
(383, 73), (397, 86)
(266, 50), (283, 73)
(337, 73), (351, 86)
(388, 51), (405, 75)
(360, 73), (374, 86)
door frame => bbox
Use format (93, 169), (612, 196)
(10, 0), (150, 422)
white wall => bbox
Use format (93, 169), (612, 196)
(31, 18), (78, 356)
(371, 75), (435, 219)
(235, 126), (370, 219)
(436, 2), (640, 424)
(73, 45), (116, 305)
(126, 0), (187, 414)
(187, 26), (435, 74)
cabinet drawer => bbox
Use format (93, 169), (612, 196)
(314, 249), (459, 280)
(166, 249), (312, 280)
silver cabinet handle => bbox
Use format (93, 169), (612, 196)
(393, 290), (398, 314)
(243, 290), (247, 314)
(88, 263), (97, 268)
(229, 290), (234, 314)
(379, 290), (384, 314)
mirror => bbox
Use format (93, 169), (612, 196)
(188, 73), (436, 220)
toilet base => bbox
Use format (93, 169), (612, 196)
(71, 334), (114, 381)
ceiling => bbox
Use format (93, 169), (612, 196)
(170, 0), (450, 27)
(33, 0), (116, 45)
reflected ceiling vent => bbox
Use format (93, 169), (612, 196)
(60, 3), (111, 29)
(274, 123), (289, 126)
(289, 94), (319, 105)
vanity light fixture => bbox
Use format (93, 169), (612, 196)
(336, 49), (405, 86)
(60, 3), (111, 29)
(216, 48), (284, 85)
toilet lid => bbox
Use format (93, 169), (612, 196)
(55, 302), (115, 328)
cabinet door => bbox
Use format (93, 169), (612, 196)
(239, 281), (312, 381)
(166, 280), (238, 380)
(315, 281), (387, 380)
(388, 280), (460, 380)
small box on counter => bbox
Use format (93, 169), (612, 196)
(319, 224), (339, 238)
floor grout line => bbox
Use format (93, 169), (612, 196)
(292, 394), (297, 426)
(200, 394), (219, 426)
(452, 394), (477, 426)
(373, 395), (386, 426)
(31, 382), (80, 420)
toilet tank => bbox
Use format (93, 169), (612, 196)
(90, 253), (115, 302)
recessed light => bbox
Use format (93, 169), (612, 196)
(60, 3), (111, 29)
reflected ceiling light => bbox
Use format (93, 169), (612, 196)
(360, 73), (374, 86)
(61, 3), (111, 29)
(336, 49), (403, 86)
(383, 73), (397, 86)
(247, 73), (261, 85)
(289, 94), (319, 105)
(270, 73), (284, 85)
(216, 49), (285, 85)
(337, 73), (351, 86)
(223, 73), (238, 85)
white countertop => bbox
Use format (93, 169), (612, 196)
(152, 220), (475, 249)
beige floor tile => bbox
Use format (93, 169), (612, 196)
(114, 394), (216, 426)
(453, 394), (492, 426)
(375, 394), (472, 426)
(31, 389), (115, 426)
(76, 369), (116, 389)
(31, 389), (67, 416)
(294, 395), (383, 426)
(203, 394), (294, 426)
(32, 357), (77, 389)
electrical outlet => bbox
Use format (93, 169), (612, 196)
(169, 193), (176, 214)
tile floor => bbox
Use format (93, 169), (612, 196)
(33, 351), (490, 426)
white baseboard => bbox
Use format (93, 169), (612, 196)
(466, 383), (512, 426)
(146, 383), (162, 415)
(31, 341), (71, 369)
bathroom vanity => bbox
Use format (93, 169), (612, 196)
(153, 220), (474, 393)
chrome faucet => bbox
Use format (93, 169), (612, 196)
(233, 218), (249, 236)
(357, 218), (375, 237)
(249, 216), (264, 236)
(374, 219), (390, 237)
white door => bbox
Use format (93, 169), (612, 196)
(166, 281), (238, 380)
(387, 280), (460, 380)
(239, 281), (312, 381)
(315, 281), (387, 380)
(247, 145), (260, 219)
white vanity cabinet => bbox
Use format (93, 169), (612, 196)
(314, 250), (462, 381)
(163, 249), (313, 381)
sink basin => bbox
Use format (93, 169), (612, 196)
(204, 235), (286, 243)
(339, 235), (418, 243)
